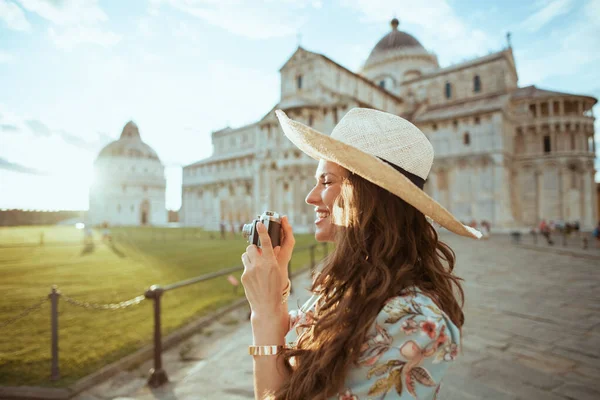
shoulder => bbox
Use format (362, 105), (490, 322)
(344, 290), (461, 398)
(359, 290), (461, 366)
(380, 289), (460, 344)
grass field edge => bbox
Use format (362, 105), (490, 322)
(0, 263), (315, 400)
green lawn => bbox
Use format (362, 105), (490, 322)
(0, 225), (329, 387)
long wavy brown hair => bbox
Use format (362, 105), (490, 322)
(271, 171), (464, 400)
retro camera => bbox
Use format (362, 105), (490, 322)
(242, 211), (282, 248)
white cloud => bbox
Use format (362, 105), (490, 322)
(0, 0), (31, 31)
(49, 25), (121, 50)
(338, 0), (497, 65)
(516, 1), (600, 86)
(16, 0), (107, 25)
(520, 0), (575, 32)
(156, 0), (317, 39)
(14, 0), (121, 49)
(0, 50), (15, 63)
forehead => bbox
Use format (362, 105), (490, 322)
(315, 160), (348, 178)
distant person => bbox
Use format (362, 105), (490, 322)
(220, 222), (226, 240)
(480, 220), (491, 239)
(84, 227), (93, 245)
(240, 108), (482, 399)
(593, 221), (600, 248)
(539, 219), (553, 245)
(102, 222), (112, 242)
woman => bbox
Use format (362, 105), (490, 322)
(241, 108), (481, 400)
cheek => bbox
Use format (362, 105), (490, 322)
(323, 187), (341, 209)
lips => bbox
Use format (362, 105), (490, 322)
(315, 209), (330, 224)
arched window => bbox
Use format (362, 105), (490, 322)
(543, 135), (551, 153)
(463, 132), (471, 146)
(308, 114), (314, 126)
(474, 75), (481, 93)
(379, 80), (385, 88)
(297, 75), (303, 90)
(445, 82), (452, 99)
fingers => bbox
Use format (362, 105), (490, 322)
(246, 244), (260, 258)
(241, 252), (252, 268)
(273, 246), (281, 258)
(278, 216), (295, 262)
(256, 222), (274, 258)
(282, 216), (296, 247)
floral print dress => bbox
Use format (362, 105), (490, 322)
(286, 288), (460, 400)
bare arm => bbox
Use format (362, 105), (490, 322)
(251, 310), (291, 400)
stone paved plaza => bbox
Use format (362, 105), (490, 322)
(76, 234), (600, 400)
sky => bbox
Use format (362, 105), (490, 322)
(0, 0), (599, 211)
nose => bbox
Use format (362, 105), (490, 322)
(305, 184), (321, 206)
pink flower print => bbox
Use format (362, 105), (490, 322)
(444, 343), (458, 361)
(338, 388), (359, 400)
(420, 320), (437, 339)
(433, 342), (458, 364)
(401, 318), (418, 335)
(435, 325), (448, 348)
(358, 323), (393, 366)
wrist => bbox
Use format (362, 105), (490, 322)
(251, 313), (286, 345)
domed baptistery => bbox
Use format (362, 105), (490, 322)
(89, 121), (167, 226)
(361, 18), (439, 93)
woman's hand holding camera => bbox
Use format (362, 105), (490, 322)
(241, 216), (295, 318)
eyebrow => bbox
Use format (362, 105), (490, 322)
(315, 172), (339, 180)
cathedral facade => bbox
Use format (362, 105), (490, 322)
(181, 20), (597, 233)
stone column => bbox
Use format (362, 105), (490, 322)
(491, 154), (513, 227)
(551, 125), (558, 153)
(589, 168), (599, 229)
(559, 99), (564, 116)
(582, 166), (594, 229)
(558, 165), (566, 221)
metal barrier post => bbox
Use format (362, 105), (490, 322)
(145, 285), (168, 387)
(49, 286), (60, 381)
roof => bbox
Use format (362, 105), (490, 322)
(184, 147), (256, 168)
(96, 122), (161, 162)
(364, 19), (425, 68)
(414, 92), (510, 122)
(511, 85), (598, 103)
(281, 47), (404, 105)
(402, 49), (514, 85)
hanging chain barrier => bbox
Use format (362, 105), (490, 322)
(0, 296), (48, 330)
(61, 292), (146, 310)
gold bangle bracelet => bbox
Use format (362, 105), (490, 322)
(248, 345), (284, 356)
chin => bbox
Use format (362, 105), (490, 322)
(314, 227), (334, 242)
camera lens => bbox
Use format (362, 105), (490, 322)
(241, 223), (253, 239)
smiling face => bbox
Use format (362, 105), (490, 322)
(305, 160), (350, 242)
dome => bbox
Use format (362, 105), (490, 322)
(96, 121), (161, 162)
(364, 19), (426, 69)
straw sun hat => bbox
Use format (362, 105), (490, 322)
(275, 108), (482, 240)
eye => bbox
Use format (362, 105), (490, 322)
(321, 181), (332, 187)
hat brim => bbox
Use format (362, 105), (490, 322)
(275, 110), (482, 240)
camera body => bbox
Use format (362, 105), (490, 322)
(242, 211), (282, 248)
